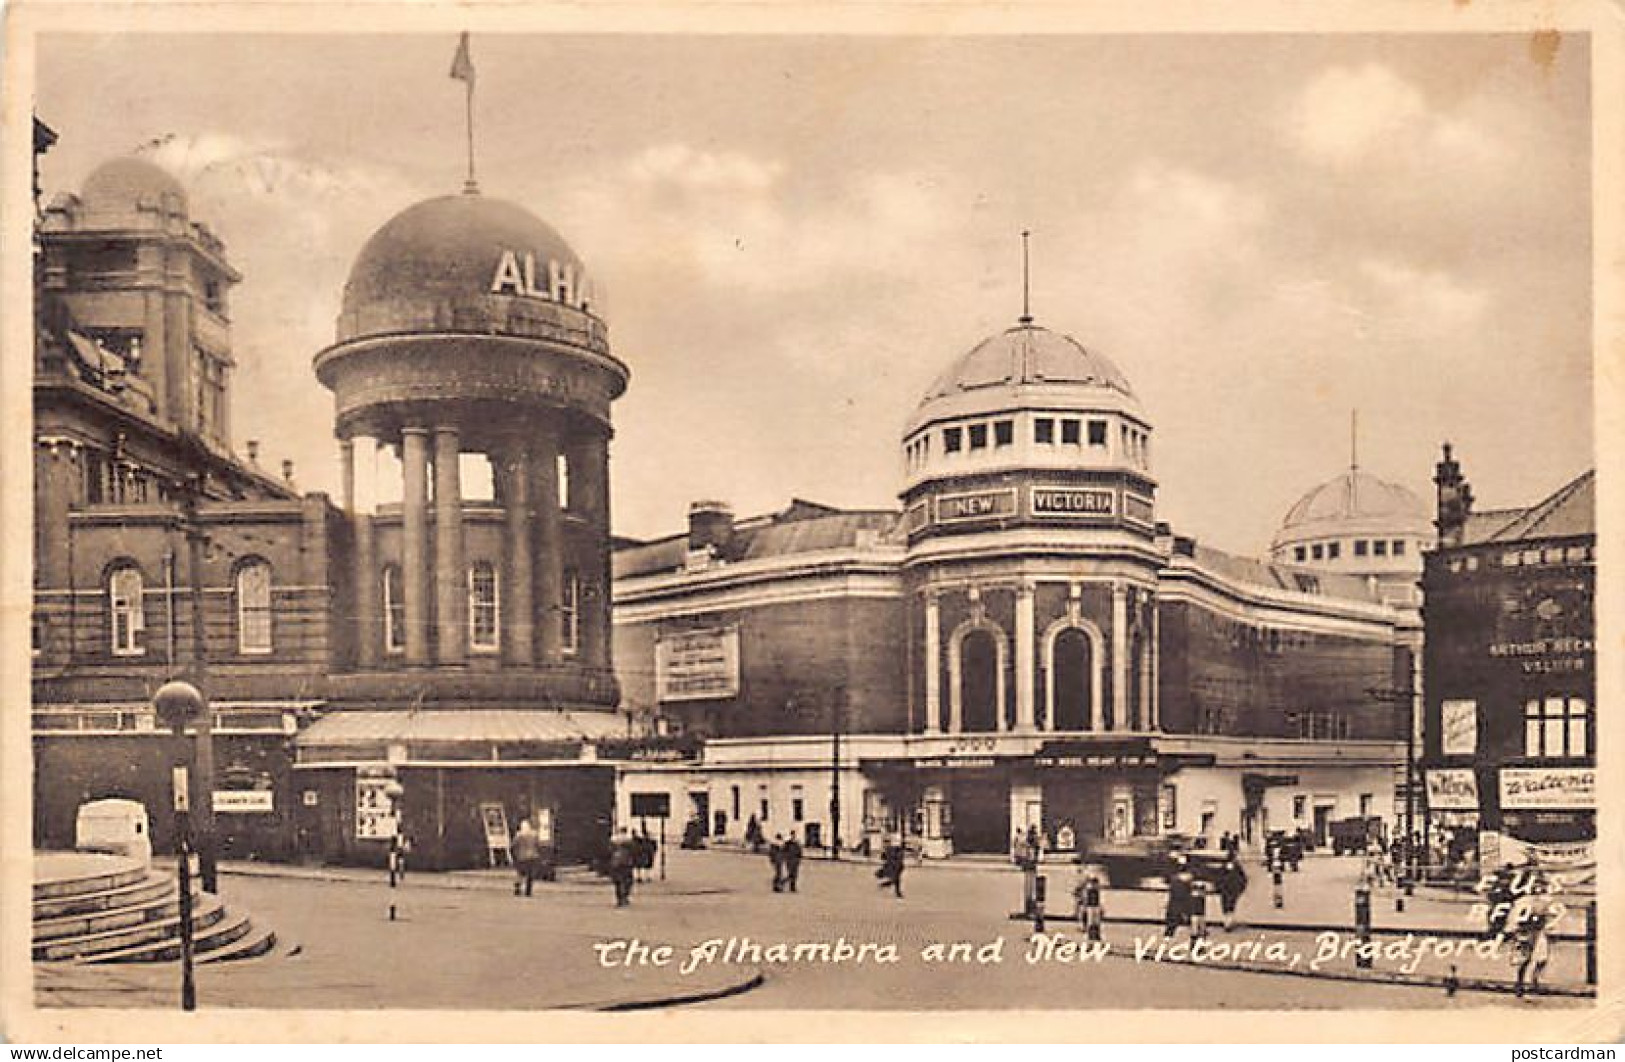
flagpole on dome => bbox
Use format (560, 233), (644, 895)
(451, 32), (478, 194)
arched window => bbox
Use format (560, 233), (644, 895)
(382, 565), (404, 654)
(468, 561), (500, 651)
(108, 564), (145, 656)
(236, 560), (273, 654)
(561, 568), (579, 654)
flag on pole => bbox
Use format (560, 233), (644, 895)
(450, 32), (475, 84)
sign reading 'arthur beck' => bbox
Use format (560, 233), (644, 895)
(656, 626), (741, 702)
(489, 249), (594, 310)
(1499, 767), (1595, 809)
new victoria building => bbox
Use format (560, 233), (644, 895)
(612, 316), (1425, 858)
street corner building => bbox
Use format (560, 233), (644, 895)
(610, 310), (1429, 861)
(1421, 450), (1596, 885)
(30, 123), (637, 871)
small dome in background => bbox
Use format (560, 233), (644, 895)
(1272, 469), (1430, 550)
(80, 156), (188, 214)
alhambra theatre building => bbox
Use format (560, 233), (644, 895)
(614, 314), (1416, 858)
(32, 137), (635, 869)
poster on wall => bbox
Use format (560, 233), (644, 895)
(656, 626), (741, 702)
(1440, 699), (1477, 756)
(1424, 768), (1479, 811)
(1499, 767), (1596, 809)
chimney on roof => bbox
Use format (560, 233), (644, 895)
(246, 439), (260, 465)
(281, 459), (295, 486)
(688, 500), (734, 557)
(1433, 442), (1473, 548)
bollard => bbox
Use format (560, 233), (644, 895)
(1033, 873), (1047, 934)
(1272, 867), (1284, 910)
(1354, 884), (1372, 969)
(1190, 880), (1209, 940)
(1445, 964), (1459, 997)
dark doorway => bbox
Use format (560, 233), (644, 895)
(1052, 628), (1093, 731)
(961, 630), (999, 733)
(950, 777), (1009, 853)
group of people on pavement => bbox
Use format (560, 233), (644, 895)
(1160, 853), (1249, 937)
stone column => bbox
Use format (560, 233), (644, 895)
(339, 437), (355, 512)
(400, 426), (430, 667)
(433, 426), (467, 665)
(1014, 581), (1036, 732)
(531, 428), (564, 663)
(574, 434), (611, 670)
(923, 591), (941, 734)
(1111, 582), (1128, 732)
(502, 447), (535, 665)
(351, 436), (379, 669)
(1148, 602), (1160, 731)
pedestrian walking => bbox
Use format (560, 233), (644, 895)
(745, 814), (764, 853)
(769, 834), (786, 892)
(877, 835), (905, 898)
(1217, 857), (1247, 931)
(1509, 884), (1555, 998)
(511, 818), (542, 897)
(782, 831), (803, 893)
(1075, 872), (1104, 940)
(1164, 855), (1192, 937)
(1188, 877), (1210, 940)
(608, 828), (636, 907)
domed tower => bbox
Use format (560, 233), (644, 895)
(315, 191), (628, 709)
(38, 156), (241, 448)
(1271, 463), (1429, 613)
(901, 304), (1160, 740)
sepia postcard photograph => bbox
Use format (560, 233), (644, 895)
(1, 0), (1619, 1044)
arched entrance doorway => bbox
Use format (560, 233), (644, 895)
(961, 629), (999, 732)
(1052, 627), (1094, 731)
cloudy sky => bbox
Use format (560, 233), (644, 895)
(36, 31), (1592, 552)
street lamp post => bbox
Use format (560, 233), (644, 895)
(153, 680), (205, 1012)
(830, 686), (845, 860)
(175, 467), (218, 893)
(1368, 684), (1419, 907)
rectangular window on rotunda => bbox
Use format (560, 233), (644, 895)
(1327, 542), (1341, 560)
(1354, 539), (1368, 557)
(993, 420), (1013, 447)
(1373, 540), (1388, 557)
(1034, 418), (1054, 444)
(968, 423), (988, 450)
(1061, 419), (1081, 445)
(1087, 419), (1106, 446)
(944, 426), (962, 453)
(1393, 540), (1406, 556)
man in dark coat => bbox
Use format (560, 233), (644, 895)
(1164, 855), (1193, 937)
(1217, 857), (1248, 931)
(608, 829), (636, 907)
(768, 834), (786, 892)
(878, 835), (905, 898)
(782, 831), (804, 893)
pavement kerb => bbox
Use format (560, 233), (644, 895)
(212, 860), (731, 898)
(1005, 909), (1587, 943)
(1088, 934), (1596, 1000)
(594, 970), (767, 1011)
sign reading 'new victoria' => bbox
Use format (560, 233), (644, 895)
(936, 489), (1016, 523)
(1031, 486), (1116, 518)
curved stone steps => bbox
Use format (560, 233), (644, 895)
(196, 925), (278, 965)
(34, 887), (196, 943)
(33, 856), (146, 901)
(33, 872), (179, 921)
(77, 909), (256, 965)
(35, 896), (227, 962)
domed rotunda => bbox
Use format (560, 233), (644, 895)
(314, 188), (627, 709)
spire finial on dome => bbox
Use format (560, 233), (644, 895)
(1019, 229), (1034, 326)
(1349, 409), (1360, 511)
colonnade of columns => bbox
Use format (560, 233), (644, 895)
(340, 422), (608, 671)
(919, 579), (1159, 736)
